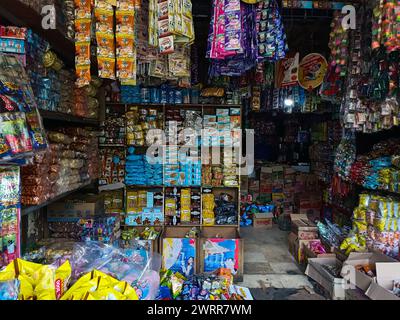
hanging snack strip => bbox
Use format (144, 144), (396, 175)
(116, 0), (137, 85)
(256, 0), (287, 61)
(0, 54), (48, 161)
(0, 166), (20, 268)
(95, 0), (116, 80)
(371, 0), (400, 52)
(156, 0), (194, 55)
(320, 11), (350, 103)
(74, 0), (92, 87)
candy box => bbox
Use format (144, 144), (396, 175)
(230, 108), (240, 115)
(125, 213), (142, 226)
(216, 109), (229, 116)
(142, 208), (153, 225)
(340, 252), (397, 292)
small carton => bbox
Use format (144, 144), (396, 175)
(365, 263), (400, 300)
(290, 214), (318, 240)
(248, 179), (260, 192)
(340, 252), (397, 292)
(297, 239), (321, 263)
(305, 257), (347, 300)
(47, 194), (104, 219)
(253, 212), (273, 228)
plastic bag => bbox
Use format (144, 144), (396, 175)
(0, 259), (71, 300)
(0, 279), (19, 300)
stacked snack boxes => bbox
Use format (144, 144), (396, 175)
(241, 165), (323, 221)
(125, 190), (164, 226)
(294, 173), (322, 221)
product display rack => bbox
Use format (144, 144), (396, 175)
(21, 108), (101, 217)
(40, 110), (100, 126)
(0, 0), (75, 67)
(102, 102), (243, 233)
(21, 179), (98, 216)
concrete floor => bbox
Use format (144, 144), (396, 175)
(237, 225), (325, 300)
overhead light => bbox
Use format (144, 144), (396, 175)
(284, 98), (294, 107)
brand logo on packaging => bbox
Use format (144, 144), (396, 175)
(55, 279), (63, 299)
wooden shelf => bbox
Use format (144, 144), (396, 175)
(21, 180), (97, 216)
(99, 144), (125, 148)
(0, 0), (74, 67)
(106, 102), (242, 108)
(357, 185), (400, 198)
(40, 110), (99, 126)
(126, 185), (164, 188)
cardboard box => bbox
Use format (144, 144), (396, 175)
(260, 169), (272, 182)
(340, 252), (397, 292)
(199, 227), (244, 282)
(240, 176), (249, 192)
(257, 193), (272, 203)
(288, 232), (298, 258)
(305, 257), (347, 300)
(260, 184), (273, 194)
(290, 214), (318, 240)
(287, 231), (320, 264)
(48, 194), (104, 219)
(297, 239), (321, 263)
(303, 245), (335, 264)
(345, 288), (370, 300)
(248, 179), (260, 192)
(365, 263), (400, 300)
(253, 212), (273, 228)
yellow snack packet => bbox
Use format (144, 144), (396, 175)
(55, 261), (72, 299)
(61, 271), (99, 300)
(90, 288), (127, 300)
(122, 283), (139, 300)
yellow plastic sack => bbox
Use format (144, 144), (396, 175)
(0, 259), (71, 300)
(241, 0), (260, 4)
(61, 270), (139, 300)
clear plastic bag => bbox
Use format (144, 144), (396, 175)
(70, 241), (161, 300)
(0, 279), (19, 300)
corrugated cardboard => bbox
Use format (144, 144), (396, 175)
(253, 212), (273, 228)
(290, 214), (318, 239)
(48, 194), (104, 219)
(341, 252), (397, 292)
(288, 232), (297, 258)
(240, 176), (249, 192)
(303, 245), (335, 264)
(365, 263), (400, 300)
(297, 239), (321, 263)
(305, 257), (346, 300)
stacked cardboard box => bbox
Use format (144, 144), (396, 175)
(294, 173), (322, 221)
(340, 252), (399, 300)
(242, 165), (322, 217)
(288, 214), (320, 264)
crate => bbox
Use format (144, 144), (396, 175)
(161, 226), (201, 275)
(199, 226), (244, 282)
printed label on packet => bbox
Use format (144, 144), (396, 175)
(158, 1), (169, 20)
(159, 35), (174, 54)
(225, 0), (240, 12)
(225, 30), (241, 51)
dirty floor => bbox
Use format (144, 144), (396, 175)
(237, 225), (325, 300)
